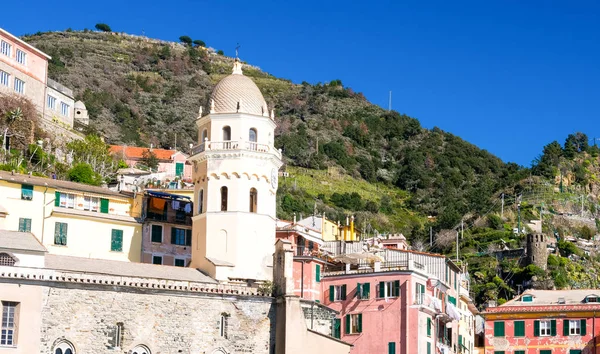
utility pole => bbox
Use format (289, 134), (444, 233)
(581, 195), (584, 217)
(461, 219), (464, 240)
(501, 193), (504, 219)
(430, 226), (433, 247)
(388, 91), (392, 111)
(456, 231), (459, 262)
(517, 194), (522, 235)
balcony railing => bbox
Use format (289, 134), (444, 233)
(191, 140), (281, 158)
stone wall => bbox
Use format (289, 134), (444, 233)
(40, 283), (275, 354)
(300, 300), (336, 336)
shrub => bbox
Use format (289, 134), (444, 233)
(68, 163), (102, 186)
(193, 39), (206, 47)
(95, 23), (112, 32)
(217, 50), (224, 55)
(179, 35), (192, 46)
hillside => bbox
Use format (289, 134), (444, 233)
(22, 30), (527, 236)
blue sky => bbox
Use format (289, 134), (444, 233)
(3, 0), (599, 166)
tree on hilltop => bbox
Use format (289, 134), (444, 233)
(95, 23), (112, 32)
(179, 36), (193, 46)
(193, 39), (206, 47)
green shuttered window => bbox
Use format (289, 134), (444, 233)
(55, 191), (60, 207)
(175, 162), (184, 177)
(111, 229), (123, 252)
(54, 222), (68, 245)
(514, 320), (525, 337)
(494, 321), (505, 337)
(333, 318), (341, 339)
(18, 218), (32, 232)
(345, 314), (362, 334)
(388, 342), (396, 354)
(151, 225), (162, 243)
(316, 264), (321, 282)
(515, 351), (525, 354)
(427, 318), (432, 337)
(427, 343), (431, 354)
(100, 198), (109, 213)
(570, 350), (582, 354)
(357, 282), (370, 300)
(540, 351), (551, 354)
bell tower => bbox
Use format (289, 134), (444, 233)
(189, 59), (283, 283)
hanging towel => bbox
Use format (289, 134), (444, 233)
(172, 200), (180, 210)
(150, 198), (167, 213)
(184, 203), (192, 213)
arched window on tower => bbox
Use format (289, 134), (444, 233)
(222, 126), (231, 141)
(53, 340), (75, 354)
(220, 187), (228, 211)
(249, 128), (257, 151)
(249, 188), (257, 213)
(198, 189), (204, 214)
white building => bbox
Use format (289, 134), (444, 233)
(189, 58), (283, 283)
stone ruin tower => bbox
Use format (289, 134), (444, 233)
(526, 233), (548, 270)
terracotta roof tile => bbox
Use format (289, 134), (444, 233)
(109, 146), (186, 161)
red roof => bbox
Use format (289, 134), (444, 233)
(484, 304), (600, 314)
(109, 145), (184, 161)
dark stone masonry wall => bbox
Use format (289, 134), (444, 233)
(300, 300), (336, 336)
(40, 284), (275, 354)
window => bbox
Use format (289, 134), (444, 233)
(540, 351), (551, 354)
(151, 225), (163, 243)
(222, 126), (231, 141)
(494, 352), (505, 354)
(535, 319), (556, 336)
(46, 95), (57, 110)
(570, 350), (582, 354)
(493, 321), (505, 337)
(175, 162), (184, 177)
(388, 342), (396, 354)
(219, 315), (228, 338)
(521, 295), (533, 302)
(111, 322), (123, 349)
(21, 184), (33, 200)
(329, 285), (347, 302)
(100, 198), (109, 213)
(514, 351), (525, 354)
(54, 222), (68, 245)
(0, 253), (16, 267)
(415, 283), (425, 304)
(171, 228), (191, 246)
(249, 128), (257, 142)
(83, 196), (99, 212)
(564, 319), (586, 336)
(220, 187), (228, 211)
(1, 301), (18, 346)
(60, 102), (69, 116)
(427, 342), (431, 354)
(427, 317), (432, 337)
(111, 229), (123, 252)
(378, 280), (400, 298)
(249, 188), (257, 213)
(0, 71), (9, 87)
(131, 345), (151, 354)
(0, 41), (11, 56)
(315, 264), (321, 282)
(345, 313), (362, 334)
(18, 218), (31, 232)
(56, 192), (75, 208)
(514, 320), (525, 337)
(198, 189), (204, 214)
(585, 296), (598, 303)
(152, 255), (162, 265)
(15, 49), (26, 65)
(174, 258), (185, 267)
(333, 318), (341, 339)
(13, 78), (24, 94)
(357, 282), (370, 300)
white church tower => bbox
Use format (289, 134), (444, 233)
(189, 59), (283, 283)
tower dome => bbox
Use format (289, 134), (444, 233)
(209, 59), (269, 116)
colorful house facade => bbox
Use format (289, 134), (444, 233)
(483, 289), (600, 354)
(0, 170), (142, 262)
(109, 145), (192, 182)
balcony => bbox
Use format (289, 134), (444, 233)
(145, 195), (192, 226)
(191, 140), (282, 159)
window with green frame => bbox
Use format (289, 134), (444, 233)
(427, 318), (432, 337)
(316, 264), (321, 282)
(514, 320), (525, 337)
(333, 318), (341, 339)
(494, 352), (505, 354)
(100, 198), (109, 213)
(388, 342), (396, 354)
(175, 162), (184, 177)
(111, 229), (123, 252)
(21, 184), (33, 200)
(569, 350), (582, 354)
(514, 351), (525, 354)
(540, 350), (551, 354)
(357, 282), (370, 300)
(427, 342), (431, 354)
(493, 321), (505, 337)
(54, 222), (68, 245)
(18, 218), (31, 232)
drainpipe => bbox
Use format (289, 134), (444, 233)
(300, 259), (305, 298)
(41, 186), (48, 244)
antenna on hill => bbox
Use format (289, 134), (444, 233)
(388, 91), (392, 111)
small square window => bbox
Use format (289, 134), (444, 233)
(174, 259), (185, 267)
(152, 255), (162, 265)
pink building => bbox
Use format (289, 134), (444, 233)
(276, 220), (326, 301)
(320, 241), (465, 354)
(109, 145), (192, 182)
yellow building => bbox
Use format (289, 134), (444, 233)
(0, 171), (142, 262)
(458, 278), (478, 354)
(297, 215), (359, 241)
